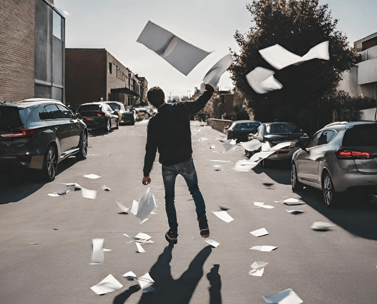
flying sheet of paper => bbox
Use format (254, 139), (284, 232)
(250, 246), (277, 252)
(246, 67), (283, 94)
(134, 187), (157, 221)
(261, 142), (272, 152)
(131, 200), (139, 215)
(90, 274), (123, 295)
(136, 242), (146, 253)
(83, 174), (100, 179)
(205, 239), (220, 248)
(137, 272), (155, 290)
(240, 139), (262, 152)
(203, 54), (233, 89)
(116, 201), (129, 213)
(123, 271), (137, 280)
(263, 288), (303, 304)
(250, 228), (269, 237)
(81, 188), (97, 200)
(90, 238), (104, 265)
(254, 202), (275, 209)
(286, 210), (304, 214)
(212, 211), (234, 223)
(259, 41), (330, 70)
(137, 21), (210, 75)
(223, 139), (237, 152)
(311, 222), (335, 231)
(233, 160), (259, 172)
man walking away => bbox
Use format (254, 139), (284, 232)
(142, 84), (214, 244)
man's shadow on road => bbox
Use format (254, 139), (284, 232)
(113, 244), (222, 304)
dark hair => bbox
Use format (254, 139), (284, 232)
(147, 87), (165, 108)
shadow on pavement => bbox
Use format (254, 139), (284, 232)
(296, 187), (377, 240)
(0, 156), (81, 205)
(252, 160), (291, 185)
(113, 244), (221, 304)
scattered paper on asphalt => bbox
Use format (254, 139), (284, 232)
(81, 188), (97, 200)
(223, 139), (237, 152)
(254, 202), (274, 209)
(205, 239), (220, 248)
(286, 210), (304, 214)
(283, 198), (304, 206)
(210, 160), (231, 163)
(135, 233), (152, 240)
(250, 246), (277, 252)
(246, 67), (283, 94)
(63, 183), (82, 190)
(137, 21), (210, 75)
(131, 200), (139, 215)
(249, 261), (269, 277)
(203, 54), (233, 89)
(263, 288), (303, 304)
(311, 222), (335, 231)
(213, 164), (223, 171)
(133, 187), (157, 221)
(123, 271), (137, 280)
(90, 274), (123, 295)
(198, 137), (209, 142)
(140, 218), (149, 224)
(102, 185), (111, 191)
(240, 139), (262, 152)
(123, 233), (154, 244)
(116, 201), (129, 213)
(90, 238), (104, 265)
(210, 145), (216, 149)
(83, 174), (100, 179)
(259, 40), (329, 70)
(103, 248), (112, 252)
(250, 228), (269, 237)
(233, 160), (259, 172)
(48, 193), (60, 197)
(136, 242), (146, 253)
(219, 205), (229, 211)
(212, 211), (234, 223)
(137, 272), (155, 290)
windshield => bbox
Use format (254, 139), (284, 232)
(265, 123), (301, 134)
(343, 124), (377, 146)
(77, 105), (101, 113)
(233, 122), (260, 131)
(107, 103), (121, 111)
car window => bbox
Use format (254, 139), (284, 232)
(56, 104), (74, 119)
(77, 105), (101, 113)
(0, 106), (22, 129)
(318, 130), (336, 145)
(306, 131), (322, 148)
(44, 104), (63, 119)
(265, 123), (301, 134)
(108, 103), (121, 111)
(343, 124), (377, 146)
(233, 122), (260, 131)
(18, 106), (42, 127)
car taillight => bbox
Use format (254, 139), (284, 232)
(335, 148), (371, 159)
(97, 113), (104, 116)
(227, 128), (233, 132)
(278, 149), (290, 152)
(289, 142), (295, 148)
(86, 118), (93, 121)
(0, 127), (34, 138)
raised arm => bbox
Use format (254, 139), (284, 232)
(182, 84), (214, 115)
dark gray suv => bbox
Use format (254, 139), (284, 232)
(0, 98), (88, 181)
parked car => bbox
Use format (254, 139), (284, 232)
(0, 98), (88, 181)
(76, 102), (119, 132)
(225, 120), (261, 142)
(104, 101), (136, 125)
(134, 107), (153, 121)
(291, 121), (377, 207)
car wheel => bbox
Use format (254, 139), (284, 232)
(42, 145), (58, 182)
(76, 132), (88, 160)
(323, 172), (338, 208)
(291, 163), (304, 192)
(105, 119), (111, 132)
(115, 119), (119, 129)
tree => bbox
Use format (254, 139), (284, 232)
(229, 0), (357, 134)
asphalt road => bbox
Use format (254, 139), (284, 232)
(0, 120), (376, 304)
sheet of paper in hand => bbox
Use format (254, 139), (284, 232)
(203, 54), (233, 89)
(137, 21), (210, 76)
(134, 187), (157, 221)
(259, 41), (329, 70)
(246, 67), (283, 94)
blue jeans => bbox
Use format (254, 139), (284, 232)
(162, 157), (206, 231)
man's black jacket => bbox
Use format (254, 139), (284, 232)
(143, 86), (214, 177)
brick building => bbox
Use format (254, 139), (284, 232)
(0, 0), (66, 102)
(65, 49), (144, 108)
(136, 76), (149, 105)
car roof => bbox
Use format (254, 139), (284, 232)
(262, 122), (297, 125)
(79, 102), (107, 106)
(104, 101), (123, 105)
(322, 121), (377, 130)
(0, 98), (63, 108)
(233, 120), (260, 124)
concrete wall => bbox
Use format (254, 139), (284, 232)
(358, 58), (377, 85)
(0, 0), (35, 101)
(107, 52), (129, 102)
(65, 49), (107, 106)
(207, 118), (233, 133)
(360, 108), (377, 121)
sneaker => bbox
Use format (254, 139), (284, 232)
(165, 229), (178, 244)
(199, 218), (210, 238)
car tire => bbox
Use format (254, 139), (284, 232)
(115, 119), (119, 129)
(41, 145), (58, 182)
(76, 132), (88, 160)
(323, 172), (338, 208)
(291, 162), (304, 192)
(105, 119), (111, 132)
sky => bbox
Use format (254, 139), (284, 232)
(55, 0), (377, 97)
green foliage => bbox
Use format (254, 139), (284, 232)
(229, 0), (358, 133)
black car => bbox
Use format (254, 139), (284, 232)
(246, 122), (307, 161)
(104, 101), (136, 125)
(77, 102), (119, 132)
(0, 99), (88, 181)
(225, 120), (261, 142)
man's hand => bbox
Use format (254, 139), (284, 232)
(142, 176), (151, 185)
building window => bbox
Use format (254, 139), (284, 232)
(109, 62), (112, 74)
(53, 10), (61, 39)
